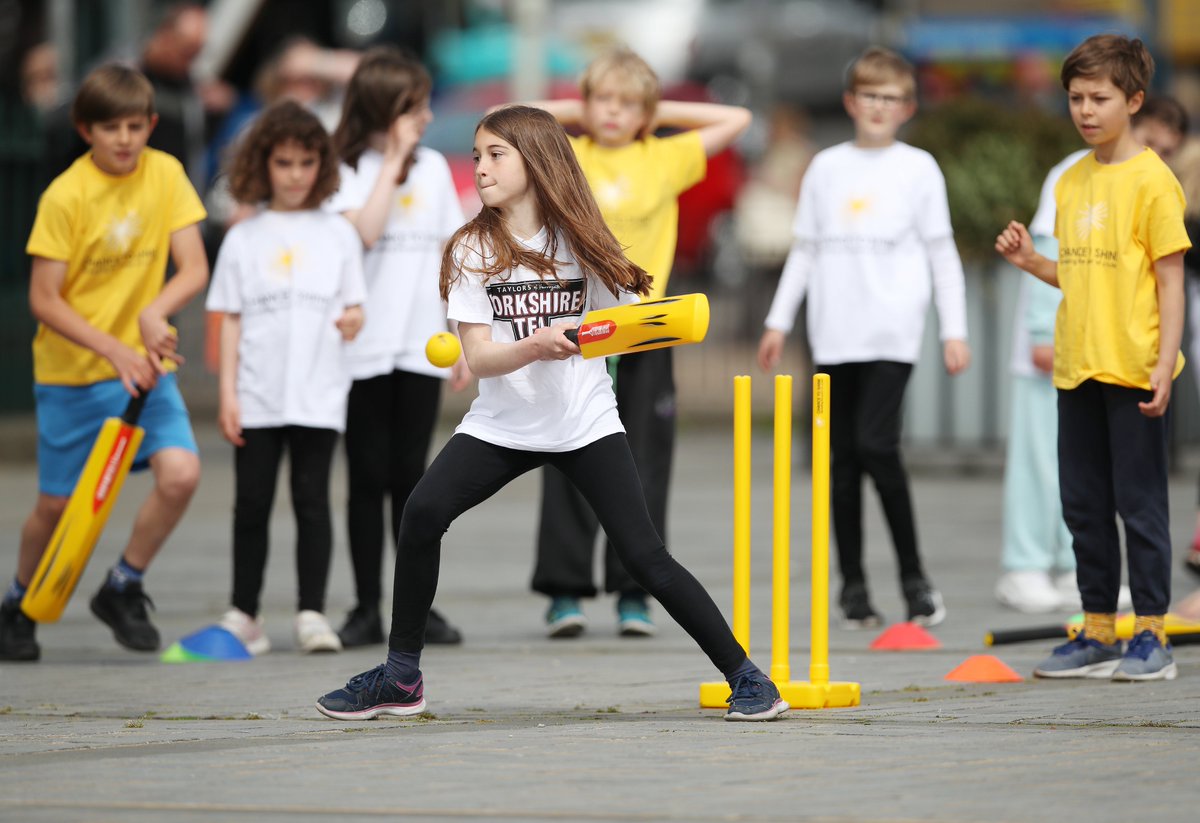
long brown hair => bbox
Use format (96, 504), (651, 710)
(439, 105), (651, 301)
(332, 46), (431, 183)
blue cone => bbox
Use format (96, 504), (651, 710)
(176, 625), (253, 660)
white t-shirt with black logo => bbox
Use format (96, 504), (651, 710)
(326, 146), (465, 380)
(206, 208), (366, 431)
(447, 229), (634, 451)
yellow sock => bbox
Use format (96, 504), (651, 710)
(1133, 614), (1166, 645)
(1083, 612), (1117, 645)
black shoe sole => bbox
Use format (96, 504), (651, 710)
(89, 598), (160, 652)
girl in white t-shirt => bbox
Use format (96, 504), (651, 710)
(316, 106), (787, 722)
(326, 47), (468, 649)
(206, 100), (367, 655)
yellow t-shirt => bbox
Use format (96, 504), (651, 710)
(1052, 148), (1191, 390)
(26, 148), (207, 385)
(569, 132), (706, 300)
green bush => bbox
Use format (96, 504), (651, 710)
(907, 98), (1081, 261)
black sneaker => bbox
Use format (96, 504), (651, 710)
(316, 664), (427, 720)
(89, 581), (160, 651)
(839, 580), (883, 629)
(902, 576), (946, 627)
(0, 600), (39, 662)
(337, 604), (384, 648)
(424, 608), (462, 645)
(724, 671), (789, 721)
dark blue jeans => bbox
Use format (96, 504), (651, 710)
(1058, 380), (1171, 615)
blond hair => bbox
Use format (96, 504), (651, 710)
(845, 46), (916, 98)
(579, 47), (660, 120)
(440, 106), (651, 300)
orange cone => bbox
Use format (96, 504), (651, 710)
(945, 654), (1023, 683)
(869, 622), (942, 651)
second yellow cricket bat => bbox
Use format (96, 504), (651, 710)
(22, 391), (149, 623)
(565, 293), (710, 359)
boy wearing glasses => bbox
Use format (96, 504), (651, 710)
(758, 46), (970, 629)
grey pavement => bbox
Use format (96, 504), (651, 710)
(1, 421), (1199, 823)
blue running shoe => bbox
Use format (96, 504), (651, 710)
(545, 596), (587, 639)
(725, 672), (789, 721)
(616, 593), (655, 637)
(316, 664), (426, 720)
(1112, 630), (1177, 682)
(1032, 631), (1123, 679)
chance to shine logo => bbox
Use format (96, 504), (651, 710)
(1074, 201), (1107, 242)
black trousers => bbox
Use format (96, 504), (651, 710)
(344, 369), (442, 608)
(532, 348), (675, 597)
(1058, 380), (1171, 615)
(819, 361), (924, 587)
(391, 433), (747, 678)
(232, 426), (338, 616)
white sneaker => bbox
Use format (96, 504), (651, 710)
(995, 571), (1061, 614)
(295, 610), (342, 654)
(1053, 572), (1133, 612)
(218, 608), (271, 655)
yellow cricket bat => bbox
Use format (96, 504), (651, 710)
(564, 293), (709, 359)
(22, 391), (149, 623)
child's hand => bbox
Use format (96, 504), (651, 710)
(943, 339), (971, 375)
(336, 305), (364, 341)
(385, 110), (424, 160)
(530, 324), (579, 361)
(218, 397), (245, 447)
(757, 330), (786, 371)
(1138, 364), (1174, 417)
(105, 341), (158, 397)
(995, 221), (1037, 270)
(139, 312), (184, 373)
(1031, 344), (1054, 374)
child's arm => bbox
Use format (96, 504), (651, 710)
(458, 321), (579, 378)
(342, 112), (425, 248)
(335, 305), (364, 341)
(141, 223), (209, 374)
(996, 221), (1058, 287)
(519, 99), (583, 125)
(217, 312), (245, 446)
(1139, 251), (1185, 418)
(650, 101), (751, 157)
(29, 256), (158, 396)
(926, 236), (971, 375)
(757, 241), (812, 371)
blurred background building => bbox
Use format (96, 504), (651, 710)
(1, 0), (1199, 465)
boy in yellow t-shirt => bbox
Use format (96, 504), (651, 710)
(997, 35), (1191, 681)
(0, 65), (209, 662)
(522, 48), (751, 637)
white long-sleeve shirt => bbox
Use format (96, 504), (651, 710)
(764, 141), (968, 364)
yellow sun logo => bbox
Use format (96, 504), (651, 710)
(105, 212), (142, 252)
(396, 191), (417, 212)
(271, 246), (300, 281)
(595, 177), (629, 208)
(845, 197), (871, 218)
(1074, 202), (1107, 242)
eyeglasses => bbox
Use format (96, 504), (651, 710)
(854, 91), (910, 109)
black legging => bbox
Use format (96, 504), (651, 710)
(819, 361), (924, 586)
(389, 433), (748, 679)
(344, 369), (442, 608)
(232, 425), (338, 616)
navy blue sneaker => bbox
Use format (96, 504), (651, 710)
(1033, 631), (1122, 679)
(1112, 630), (1177, 682)
(316, 664), (427, 720)
(725, 672), (789, 721)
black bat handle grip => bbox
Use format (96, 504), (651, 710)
(122, 387), (151, 425)
(564, 328), (578, 345)
(984, 626), (1066, 646)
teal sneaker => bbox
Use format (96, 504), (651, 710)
(1033, 631), (1123, 679)
(545, 596), (586, 639)
(1111, 630), (1177, 682)
(616, 593), (655, 637)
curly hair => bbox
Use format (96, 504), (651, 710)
(440, 105), (651, 301)
(226, 100), (339, 208)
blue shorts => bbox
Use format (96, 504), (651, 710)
(35, 373), (197, 497)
